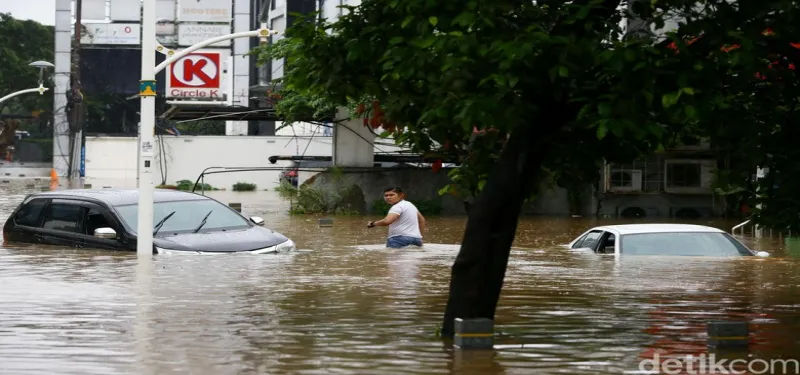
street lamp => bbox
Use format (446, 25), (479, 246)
(0, 60), (54, 104)
(30, 60), (55, 86)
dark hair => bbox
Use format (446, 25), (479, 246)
(384, 187), (403, 194)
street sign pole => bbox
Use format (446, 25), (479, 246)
(136, 16), (276, 258)
(137, 0), (157, 257)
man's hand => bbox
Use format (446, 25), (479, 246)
(367, 221), (375, 228)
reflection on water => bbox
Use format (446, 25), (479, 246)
(1, 180), (799, 374)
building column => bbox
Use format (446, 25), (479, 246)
(332, 107), (374, 167)
(52, 0), (72, 177)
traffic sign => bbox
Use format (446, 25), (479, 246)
(166, 50), (229, 99)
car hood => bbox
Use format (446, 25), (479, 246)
(153, 226), (289, 253)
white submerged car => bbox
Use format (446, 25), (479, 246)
(566, 224), (770, 258)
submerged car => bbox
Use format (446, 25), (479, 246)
(567, 224), (769, 257)
(2, 189), (295, 255)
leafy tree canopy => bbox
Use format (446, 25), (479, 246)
(254, 0), (800, 335)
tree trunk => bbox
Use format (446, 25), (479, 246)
(440, 126), (549, 338)
(462, 200), (472, 214)
(438, 0), (624, 337)
(566, 187), (582, 216)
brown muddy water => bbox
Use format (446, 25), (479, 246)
(1, 180), (799, 375)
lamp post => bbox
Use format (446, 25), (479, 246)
(0, 61), (54, 104)
(137, 0), (277, 257)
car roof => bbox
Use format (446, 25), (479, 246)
(26, 188), (211, 206)
(591, 223), (726, 235)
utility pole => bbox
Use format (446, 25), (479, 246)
(69, 0), (84, 180)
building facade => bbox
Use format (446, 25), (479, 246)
(51, 0), (332, 177)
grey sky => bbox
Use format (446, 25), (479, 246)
(1, 0), (57, 25)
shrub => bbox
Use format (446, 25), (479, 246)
(232, 182), (257, 191)
(371, 197), (443, 216)
(175, 179), (216, 191)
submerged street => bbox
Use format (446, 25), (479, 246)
(1, 180), (799, 374)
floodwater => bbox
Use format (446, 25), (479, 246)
(1, 180), (800, 375)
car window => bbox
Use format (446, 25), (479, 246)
(598, 233), (616, 254)
(13, 198), (48, 227)
(114, 199), (251, 234)
(84, 207), (115, 236)
(571, 233), (589, 248)
(576, 230), (603, 249)
(41, 204), (84, 233)
(620, 232), (753, 256)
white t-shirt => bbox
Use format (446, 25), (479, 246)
(387, 200), (422, 239)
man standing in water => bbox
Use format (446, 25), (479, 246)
(367, 187), (426, 248)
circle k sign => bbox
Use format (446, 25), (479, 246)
(167, 51), (226, 99)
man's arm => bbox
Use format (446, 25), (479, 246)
(417, 211), (426, 233)
(369, 213), (400, 227)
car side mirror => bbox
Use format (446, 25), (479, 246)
(755, 251), (770, 257)
(250, 216), (265, 226)
(94, 227), (117, 239)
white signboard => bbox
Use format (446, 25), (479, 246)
(156, 0), (177, 21)
(109, 0), (141, 21)
(178, 24), (231, 47)
(80, 23), (141, 45)
(178, 0), (232, 22)
(166, 49), (230, 99)
(80, 0), (107, 20)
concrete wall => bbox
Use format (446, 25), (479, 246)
(599, 193), (721, 218)
(332, 107), (376, 167)
(304, 168), (590, 216)
(83, 135), (408, 189)
(84, 135), (332, 189)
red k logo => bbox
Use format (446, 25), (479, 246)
(169, 52), (221, 89)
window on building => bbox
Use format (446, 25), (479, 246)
(610, 171), (633, 188)
(666, 163), (702, 188)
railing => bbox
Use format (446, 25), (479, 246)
(731, 220), (751, 235)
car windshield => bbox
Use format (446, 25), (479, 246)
(114, 199), (251, 234)
(620, 232), (753, 256)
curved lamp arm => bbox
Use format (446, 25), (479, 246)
(0, 84), (49, 105)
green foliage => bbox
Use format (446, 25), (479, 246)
(232, 182), (257, 191)
(289, 185), (328, 214)
(252, 0), (680, 199)
(372, 197), (443, 216)
(372, 199), (390, 214)
(274, 180), (363, 215)
(0, 13), (54, 115)
(174, 119), (226, 135)
(273, 179), (299, 200)
(253, 0), (800, 230)
(167, 179), (217, 191)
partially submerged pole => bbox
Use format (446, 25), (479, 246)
(136, 0), (157, 257)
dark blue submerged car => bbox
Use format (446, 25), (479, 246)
(3, 189), (295, 254)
